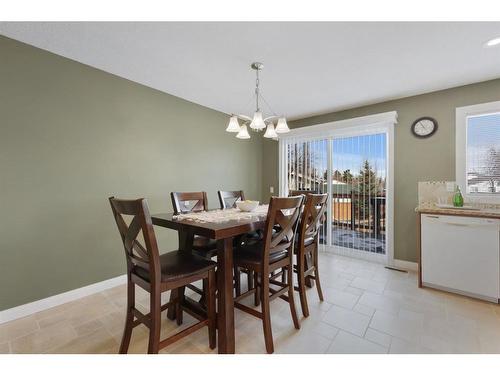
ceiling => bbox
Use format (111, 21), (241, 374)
(1, 22), (500, 120)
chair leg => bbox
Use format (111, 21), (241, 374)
(199, 284), (206, 307)
(297, 255), (310, 317)
(287, 264), (300, 330)
(254, 271), (260, 307)
(260, 275), (274, 354)
(234, 266), (241, 297)
(313, 246), (324, 301)
(281, 267), (287, 283)
(119, 280), (135, 354)
(166, 288), (178, 320)
(247, 270), (254, 291)
(147, 287), (161, 354)
(305, 253), (314, 288)
(206, 269), (217, 350)
(176, 286), (185, 326)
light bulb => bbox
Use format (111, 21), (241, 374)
(226, 115), (240, 132)
(249, 111), (266, 130)
(236, 124), (250, 139)
(485, 37), (500, 47)
(263, 123), (278, 139)
(275, 117), (290, 133)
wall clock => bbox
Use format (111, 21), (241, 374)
(411, 117), (438, 138)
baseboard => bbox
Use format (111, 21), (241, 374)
(393, 259), (418, 272)
(0, 274), (126, 324)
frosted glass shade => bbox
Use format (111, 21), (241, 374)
(226, 115), (240, 132)
(236, 124), (251, 139)
(263, 123), (278, 139)
(249, 111), (266, 130)
(275, 117), (290, 133)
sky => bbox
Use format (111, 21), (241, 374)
(467, 112), (500, 174)
(287, 133), (388, 182)
(332, 133), (387, 178)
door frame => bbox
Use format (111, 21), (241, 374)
(278, 111), (397, 265)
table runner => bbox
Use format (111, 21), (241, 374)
(173, 205), (269, 223)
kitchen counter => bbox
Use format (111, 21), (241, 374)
(416, 205), (500, 219)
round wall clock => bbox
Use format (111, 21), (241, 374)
(411, 117), (438, 138)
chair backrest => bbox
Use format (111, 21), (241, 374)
(288, 189), (318, 197)
(109, 197), (161, 282)
(260, 195), (304, 273)
(218, 190), (245, 209)
(171, 191), (208, 215)
(297, 193), (328, 249)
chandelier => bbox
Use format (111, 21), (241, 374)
(225, 62), (290, 139)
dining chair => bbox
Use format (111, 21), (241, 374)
(218, 190), (245, 209)
(109, 197), (216, 354)
(170, 191), (218, 259)
(293, 193), (328, 317)
(233, 195), (303, 354)
(218, 189), (264, 297)
(170, 191), (218, 306)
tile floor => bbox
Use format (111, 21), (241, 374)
(1, 253), (500, 354)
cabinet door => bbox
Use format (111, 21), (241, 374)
(421, 214), (500, 300)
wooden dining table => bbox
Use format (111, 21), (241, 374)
(151, 209), (268, 354)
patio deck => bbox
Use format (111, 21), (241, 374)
(332, 227), (385, 254)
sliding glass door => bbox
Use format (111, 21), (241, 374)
(279, 114), (395, 264)
(331, 134), (387, 256)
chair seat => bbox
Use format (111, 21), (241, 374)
(193, 235), (217, 250)
(191, 235), (218, 259)
(133, 250), (216, 283)
(234, 240), (288, 268)
(293, 236), (315, 253)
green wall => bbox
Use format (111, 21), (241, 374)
(262, 78), (500, 263)
(0, 36), (263, 310)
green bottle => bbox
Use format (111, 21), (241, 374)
(453, 185), (464, 207)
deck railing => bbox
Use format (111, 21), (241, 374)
(331, 193), (385, 236)
(289, 190), (386, 236)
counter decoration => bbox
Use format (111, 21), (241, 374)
(453, 185), (464, 207)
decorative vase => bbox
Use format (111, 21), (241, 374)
(453, 186), (464, 207)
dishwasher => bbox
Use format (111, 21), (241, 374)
(421, 214), (500, 302)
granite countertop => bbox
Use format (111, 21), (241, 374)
(416, 205), (500, 219)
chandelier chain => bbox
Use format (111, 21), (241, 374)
(259, 93), (278, 117)
(255, 68), (260, 111)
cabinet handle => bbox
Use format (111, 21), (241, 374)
(445, 222), (471, 227)
(426, 215), (440, 219)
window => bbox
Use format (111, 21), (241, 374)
(456, 101), (500, 203)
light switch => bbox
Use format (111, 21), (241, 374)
(270, 186), (274, 193)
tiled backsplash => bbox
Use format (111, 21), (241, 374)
(418, 181), (454, 207)
(418, 181), (500, 210)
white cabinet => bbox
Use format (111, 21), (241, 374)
(421, 214), (500, 302)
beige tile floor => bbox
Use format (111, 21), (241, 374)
(1, 253), (500, 354)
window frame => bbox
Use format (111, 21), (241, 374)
(456, 100), (500, 204)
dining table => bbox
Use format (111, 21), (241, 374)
(151, 206), (269, 354)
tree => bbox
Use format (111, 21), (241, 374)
(355, 160), (379, 219)
(288, 142), (322, 191)
(342, 169), (353, 182)
(332, 169), (342, 181)
(358, 160), (378, 195)
(484, 147), (500, 192)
